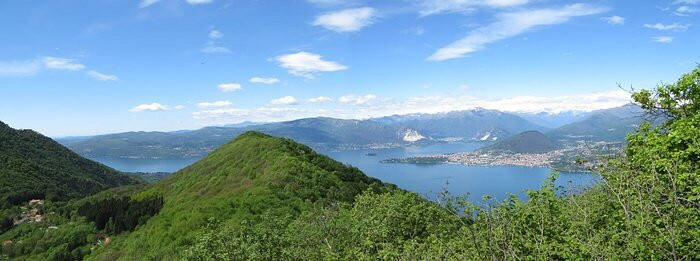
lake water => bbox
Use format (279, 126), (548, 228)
(91, 142), (600, 202)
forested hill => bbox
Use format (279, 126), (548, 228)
(0, 121), (139, 208)
(88, 131), (395, 259)
(480, 130), (561, 153)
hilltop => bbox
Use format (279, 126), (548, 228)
(88, 131), (395, 259)
(480, 131), (561, 153)
(0, 121), (139, 208)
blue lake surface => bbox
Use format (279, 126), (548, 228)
(91, 142), (600, 202)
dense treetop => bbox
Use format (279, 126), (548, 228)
(0, 121), (139, 208)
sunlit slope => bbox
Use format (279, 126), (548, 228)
(88, 131), (394, 259)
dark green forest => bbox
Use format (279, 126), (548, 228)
(1, 67), (698, 260)
(0, 122), (139, 208)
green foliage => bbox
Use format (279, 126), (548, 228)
(0, 121), (140, 208)
(181, 67), (700, 260)
(87, 131), (395, 260)
(0, 216), (98, 260)
(77, 196), (163, 234)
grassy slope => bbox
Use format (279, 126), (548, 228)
(88, 131), (394, 260)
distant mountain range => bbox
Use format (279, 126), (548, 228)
(371, 108), (548, 141)
(57, 104), (649, 160)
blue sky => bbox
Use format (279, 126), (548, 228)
(1, 0), (698, 136)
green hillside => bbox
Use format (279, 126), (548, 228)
(547, 104), (646, 142)
(87, 131), (394, 259)
(481, 130), (561, 153)
(0, 121), (139, 208)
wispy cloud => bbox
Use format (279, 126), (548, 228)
(602, 15), (625, 25)
(43, 57), (85, 71)
(313, 7), (377, 32)
(338, 94), (377, 105)
(307, 0), (358, 7)
(652, 36), (673, 43)
(271, 96), (299, 105)
(208, 30), (223, 39)
(201, 45), (232, 54)
(86, 70), (118, 81)
(186, 0), (213, 5)
(674, 6), (698, 16)
(218, 83), (242, 92)
(0, 60), (41, 77)
(139, 0), (161, 8)
(643, 22), (689, 31)
(249, 77), (280, 84)
(196, 100), (233, 108)
(418, 0), (529, 16)
(428, 4), (607, 61)
(308, 96), (333, 103)
(275, 52), (348, 78)
(202, 29), (231, 54)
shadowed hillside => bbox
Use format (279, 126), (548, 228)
(0, 121), (139, 208)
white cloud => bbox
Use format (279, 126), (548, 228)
(130, 103), (169, 112)
(186, 0), (213, 5)
(313, 7), (377, 32)
(208, 30), (223, 39)
(339, 94), (377, 105)
(419, 0), (529, 16)
(196, 100), (233, 108)
(86, 70), (118, 81)
(602, 15), (625, 25)
(174, 105), (186, 110)
(192, 90), (632, 125)
(249, 77), (280, 84)
(675, 6), (698, 16)
(275, 52), (348, 78)
(652, 36), (674, 43)
(202, 30), (231, 54)
(193, 107), (306, 123)
(643, 23), (689, 31)
(308, 96), (333, 103)
(43, 57), (85, 71)
(428, 4), (607, 61)
(218, 83), (242, 92)
(271, 96), (299, 105)
(0, 60), (41, 77)
(139, 0), (160, 8)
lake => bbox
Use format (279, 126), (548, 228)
(91, 142), (600, 202)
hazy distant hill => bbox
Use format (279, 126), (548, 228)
(480, 131), (561, 153)
(514, 111), (594, 129)
(59, 117), (417, 159)
(88, 131), (395, 259)
(248, 117), (410, 145)
(547, 104), (647, 142)
(58, 105), (643, 160)
(0, 121), (139, 208)
(371, 108), (549, 141)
